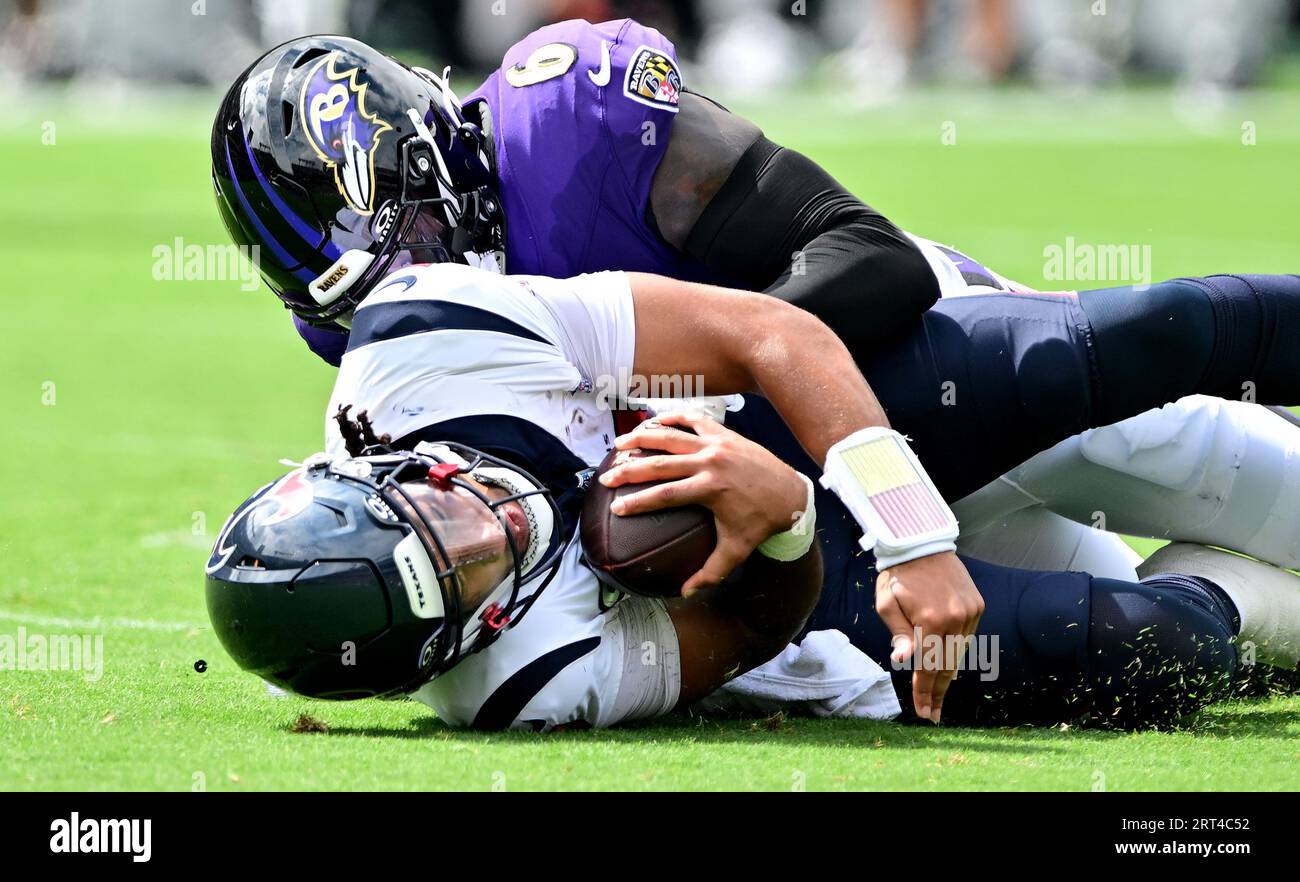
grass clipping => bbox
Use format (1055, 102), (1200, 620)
(290, 713), (330, 734)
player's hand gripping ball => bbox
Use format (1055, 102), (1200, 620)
(581, 445), (716, 598)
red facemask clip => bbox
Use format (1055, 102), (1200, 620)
(427, 462), (461, 488)
(482, 603), (510, 632)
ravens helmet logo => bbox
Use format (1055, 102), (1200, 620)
(298, 52), (394, 215)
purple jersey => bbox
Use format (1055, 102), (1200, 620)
(468, 18), (710, 281)
(295, 19), (714, 365)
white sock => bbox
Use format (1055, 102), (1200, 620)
(1138, 543), (1300, 669)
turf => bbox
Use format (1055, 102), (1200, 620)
(2, 85), (1298, 791)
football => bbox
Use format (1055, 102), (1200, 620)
(580, 446), (716, 598)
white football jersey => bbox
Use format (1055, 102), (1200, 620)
(906, 233), (1033, 298)
(414, 546), (680, 730)
(325, 263), (681, 730)
(325, 263), (636, 466)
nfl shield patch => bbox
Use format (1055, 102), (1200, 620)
(623, 45), (682, 111)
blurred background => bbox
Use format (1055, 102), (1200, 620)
(3, 0), (1300, 100)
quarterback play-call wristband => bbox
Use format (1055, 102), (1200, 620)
(819, 427), (959, 570)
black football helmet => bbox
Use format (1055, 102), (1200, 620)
(204, 444), (562, 700)
(210, 35), (503, 329)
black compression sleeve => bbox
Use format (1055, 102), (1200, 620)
(684, 136), (939, 356)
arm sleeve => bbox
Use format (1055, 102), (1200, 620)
(293, 313), (348, 367)
(684, 135), (941, 358)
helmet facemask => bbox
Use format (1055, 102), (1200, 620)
(206, 441), (562, 701)
(290, 66), (504, 330)
(364, 444), (558, 691)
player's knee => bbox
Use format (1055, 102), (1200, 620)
(1077, 395), (1226, 494)
(1014, 571), (1091, 662)
(1145, 279), (1219, 356)
(1085, 575), (1237, 727)
(943, 568), (1094, 726)
(1213, 274), (1300, 398)
(1013, 335), (1095, 433)
(1165, 273), (1300, 399)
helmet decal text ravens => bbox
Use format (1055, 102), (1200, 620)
(298, 51), (394, 215)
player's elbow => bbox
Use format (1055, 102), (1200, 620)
(834, 215), (940, 315)
(878, 227), (941, 311)
(772, 214), (940, 352)
(746, 297), (847, 382)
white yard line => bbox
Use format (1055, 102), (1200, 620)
(0, 608), (203, 633)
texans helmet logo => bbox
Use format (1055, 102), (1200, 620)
(299, 52), (394, 215)
(205, 471), (316, 574)
(257, 470), (316, 527)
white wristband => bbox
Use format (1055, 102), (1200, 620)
(757, 472), (818, 562)
(819, 427), (959, 570)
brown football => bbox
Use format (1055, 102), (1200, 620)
(580, 446), (716, 598)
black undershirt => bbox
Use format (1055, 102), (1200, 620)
(681, 135), (940, 358)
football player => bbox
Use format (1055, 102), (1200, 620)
(211, 22), (1300, 585)
(214, 23), (941, 368)
(206, 261), (1300, 730)
(210, 22), (1300, 710)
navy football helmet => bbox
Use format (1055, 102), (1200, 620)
(210, 35), (503, 329)
(205, 444), (562, 700)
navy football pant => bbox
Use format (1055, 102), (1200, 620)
(725, 274), (1300, 724)
(728, 274), (1294, 723)
(728, 404), (1240, 727)
(817, 554), (1239, 728)
(825, 274), (1300, 501)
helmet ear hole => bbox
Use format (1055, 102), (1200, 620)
(281, 101), (296, 138)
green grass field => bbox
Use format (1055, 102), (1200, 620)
(3, 85), (1299, 791)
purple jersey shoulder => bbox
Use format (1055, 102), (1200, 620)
(467, 18), (712, 282)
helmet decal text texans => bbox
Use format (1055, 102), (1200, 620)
(298, 52), (393, 215)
